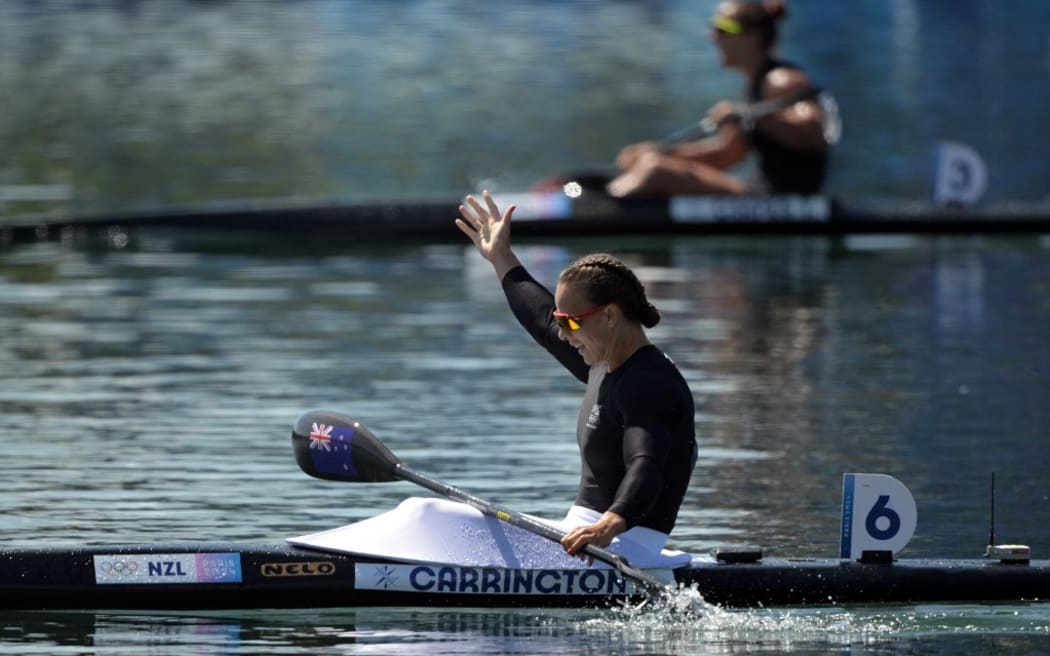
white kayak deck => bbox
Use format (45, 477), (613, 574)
(288, 497), (693, 570)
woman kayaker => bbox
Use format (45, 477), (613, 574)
(608, 0), (829, 197)
(456, 191), (697, 560)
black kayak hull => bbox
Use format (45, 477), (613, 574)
(2, 542), (1046, 610)
(5, 188), (1050, 247)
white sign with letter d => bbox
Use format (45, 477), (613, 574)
(840, 473), (917, 559)
(932, 141), (988, 206)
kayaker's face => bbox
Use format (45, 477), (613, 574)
(554, 282), (611, 366)
(710, 6), (758, 69)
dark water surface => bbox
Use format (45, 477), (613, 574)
(2, 0), (1050, 652)
(1, 231), (1049, 653)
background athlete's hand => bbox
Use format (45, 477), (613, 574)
(455, 190), (521, 280)
(560, 511), (627, 564)
(614, 141), (659, 171)
(707, 100), (745, 129)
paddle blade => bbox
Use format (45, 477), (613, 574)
(292, 410), (402, 483)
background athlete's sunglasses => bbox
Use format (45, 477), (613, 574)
(711, 15), (746, 36)
(552, 304), (607, 331)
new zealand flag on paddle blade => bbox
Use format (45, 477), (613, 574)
(308, 422), (360, 479)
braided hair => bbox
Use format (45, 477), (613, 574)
(559, 253), (661, 328)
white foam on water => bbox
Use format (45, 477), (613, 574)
(582, 585), (1050, 653)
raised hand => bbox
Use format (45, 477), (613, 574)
(454, 190), (521, 279)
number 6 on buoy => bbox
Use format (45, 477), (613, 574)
(839, 473), (918, 559)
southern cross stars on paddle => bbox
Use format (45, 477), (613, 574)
(307, 422), (361, 478)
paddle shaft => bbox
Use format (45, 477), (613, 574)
(393, 463), (668, 596)
(655, 86), (821, 151)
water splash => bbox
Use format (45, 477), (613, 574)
(581, 584), (1050, 653)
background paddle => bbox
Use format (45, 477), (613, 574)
(655, 85), (836, 149)
(291, 409), (670, 598)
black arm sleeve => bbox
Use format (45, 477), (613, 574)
(607, 427), (667, 527)
(605, 373), (677, 527)
(501, 266), (589, 382)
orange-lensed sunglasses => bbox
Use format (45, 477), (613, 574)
(552, 304), (607, 331)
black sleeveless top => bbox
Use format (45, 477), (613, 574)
(747, 59), (827, 194)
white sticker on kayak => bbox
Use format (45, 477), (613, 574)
(670, 195), (830, 223)
(488, 192), (572, 221)
(93, 553), (242, 585)
(840, 473), (918, 559)
(355, 563), (653, 595)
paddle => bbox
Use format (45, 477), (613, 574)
(655, 85), (834, 149)
(291, 409), (670, 598)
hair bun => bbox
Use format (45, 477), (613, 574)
(641, 303), (661, 329)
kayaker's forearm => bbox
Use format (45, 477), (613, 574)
(491, 250), (522, 282)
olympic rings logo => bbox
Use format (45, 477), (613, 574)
(98, 560), (139, 576)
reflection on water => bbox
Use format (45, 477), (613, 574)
(6, 602), (1050, 655)
(1, 234), (1049, 551)
(1, 232), (1049, 653)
